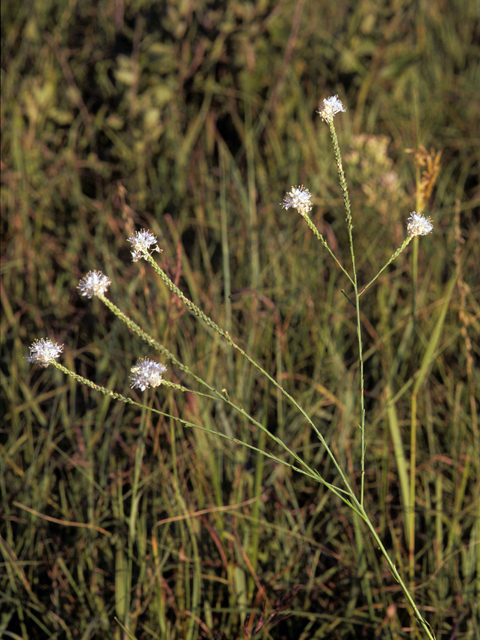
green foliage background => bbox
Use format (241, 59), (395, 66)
(1, 0), (479, 638)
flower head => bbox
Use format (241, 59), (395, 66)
(130, 358), (167, 391)
(317, 95), (346, 123)
(406, 212), (433, 237)
(77, 270), (112, 298)
(27, 339), (64, 368)
(281, 186), (313, 217)
(127, 230), (161, 262)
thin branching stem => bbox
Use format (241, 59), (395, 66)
(146, 255), (357, 498)
(97, 294), (339, 489)
(301, 212), (354, 285)
(50, 360), (354, 506)
(359, 237), (412, 298)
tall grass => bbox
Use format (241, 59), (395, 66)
(2, 0), (479, 638)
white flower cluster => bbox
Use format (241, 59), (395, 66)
(281, 186), (313, 217)
(129, 358), (167, 391)
(27, 339), (64, 368)
(77, 270), (112, 298)
(127, 230), (161, 262)
(406, 212), (434, 237)
(317, 95), (346, 123)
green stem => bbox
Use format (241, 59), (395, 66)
(50, 361), (352, 505)
(328, 119), (366, 505)
(301, 212), (354, 285)
(409, 236), (419, 600)
(359, 237), (412, 298)
(355, 499), (435, 640)
(409, 391), (417, 590)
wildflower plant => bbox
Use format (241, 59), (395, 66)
(28, 95), (437, 637)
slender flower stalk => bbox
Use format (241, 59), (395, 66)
(281, 185), (353, 283)
(317, 96), (367, 504)
(319, 97), (352, 231)
(360, 213), (432, 298)
(359, 237), (411, 298)
(319, 101), (364, 469)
